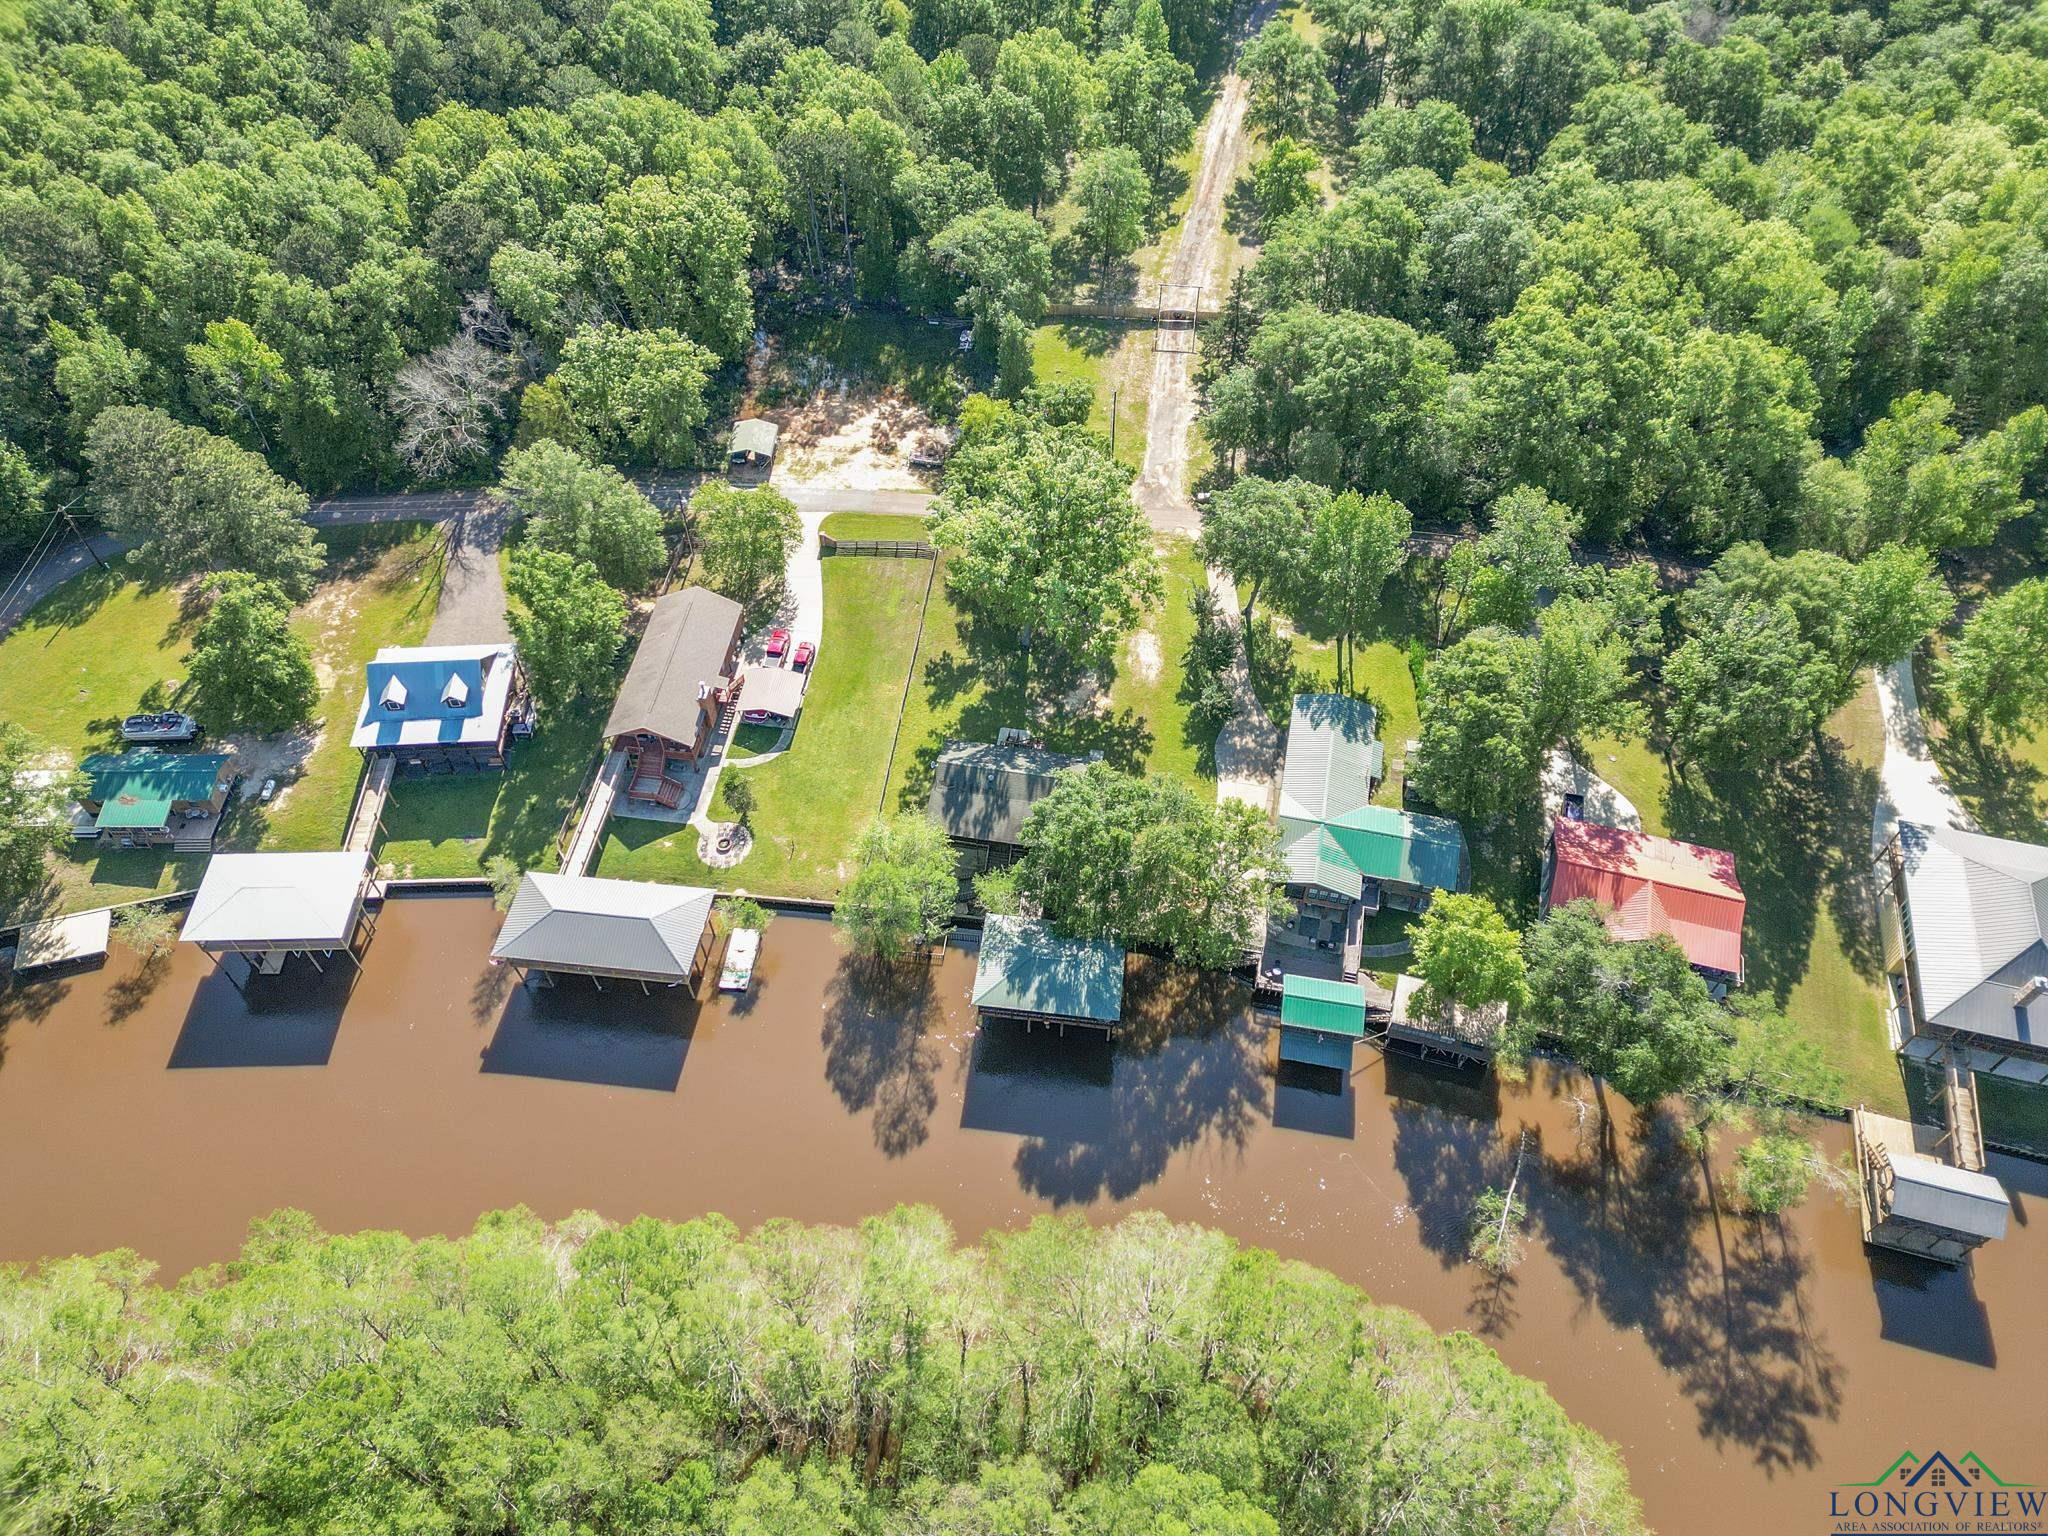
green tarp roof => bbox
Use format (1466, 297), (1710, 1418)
(1280, 973), (1368, 1037)
(973, 915), (1125, 1023)
(81, 751), (228, 830)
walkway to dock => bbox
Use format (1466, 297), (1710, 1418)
(344, 757), (395, 855)
(1942, 1047), (1988, 1171)
(559, 750), (626, 878)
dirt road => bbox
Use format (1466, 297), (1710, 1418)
(1133, 69), (1254, 535)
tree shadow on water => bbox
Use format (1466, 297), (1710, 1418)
(822, 957), (946, 1157)
(1533, 1110), (1844, 1472)
(977, 961), (1267, 1205)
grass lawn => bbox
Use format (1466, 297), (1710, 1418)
(1582, 678), (1902, 1114)
(819, 512), (929, 543)
(374, 693), (609, 877)
(1030, 322), (1150, 470)
(254, 524), (444, 853)
(0, 565), (195, 760)
(884, 541), (1215, 815)
(596, 555), (933, 898)
(3, 525), (449, 918)
(1245, 575), (1427, 806)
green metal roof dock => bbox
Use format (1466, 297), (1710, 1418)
(1279, 973), (1370, 1071)
(972, 915), (1126, 1034)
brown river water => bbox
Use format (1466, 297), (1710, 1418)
(1, 895), (2043, 1535)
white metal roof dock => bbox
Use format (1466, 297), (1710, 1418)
(179, 852), (374, 953)
(492, 873), (717, 988)
(12, 908), (112, 972)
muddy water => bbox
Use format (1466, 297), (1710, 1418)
(1, 896), (2042, 1535)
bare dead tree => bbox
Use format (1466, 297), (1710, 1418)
(391, 297), (528, 479)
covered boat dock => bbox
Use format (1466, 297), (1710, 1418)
(1277, 973), (1370, 1071)
(971, 915), (1125, 1035)
(11, 908), (112, 974)
(179, 851), (376, 980)
(1387, 972), (1506, 1067)
(1852, 1106), (2010, 1265)
(491, 873), (717, 991)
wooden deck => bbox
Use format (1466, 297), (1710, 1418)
(560, 749), (627, 878)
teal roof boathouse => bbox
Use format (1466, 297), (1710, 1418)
(972, 915), (1126, 1033)
(1279, 973), (1370, 1070)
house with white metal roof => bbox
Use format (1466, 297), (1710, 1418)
(491, 872), (717, 990)
(180, 851), (377, 976)
(1878, 821), (2048, 1079)
(351, 642), (528, 772)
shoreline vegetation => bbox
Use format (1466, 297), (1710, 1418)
(0, 1204), (1644, 1536)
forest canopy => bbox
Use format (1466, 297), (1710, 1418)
(1204, 0), (2048, 555)
(0, 0), (1230, 545)
(0, 1205), (1644, 1535)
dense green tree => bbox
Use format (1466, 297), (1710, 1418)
(1011, 764), (1286, 967)
(505, 547), (626, 710)
(498, 442), (666, 592)
(0, 438), (49, 555)
(1941, 578), (2048, 744)
(1197, 474), (1324, 622)
(83, 408), (324, 600)
(597, 0), (718, 105)
(1408, 628), (1539, 825)
(1408, 892), (1528, 1023)
(1071, 147), (1149, 277)
(836, 815), (959, 959)
(1510, 901), (1730, 1110)
(0, 726), (76, 915)
(1248, 139), (1320, 233)
(692, 483), (803, 609)
(1286, 490), (1412, 685)
(1241, 19), (1335, 142)
(0, 1206), (1644, 1534)
(929, 408), (1159, 666)
(554, 325), (716, 468)
(186, 574), (320, 731)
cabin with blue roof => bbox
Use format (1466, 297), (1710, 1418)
(350, 642), (529, 772)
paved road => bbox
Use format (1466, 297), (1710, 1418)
(0, 479), (933, 641)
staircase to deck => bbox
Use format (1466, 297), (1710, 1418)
(1941, 1046), (1988, 1173)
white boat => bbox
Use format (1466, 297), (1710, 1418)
(718, 928), (761, 992)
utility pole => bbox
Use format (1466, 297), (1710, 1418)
(57, 494), (106, 571)
(1109, 386), (1120, 459)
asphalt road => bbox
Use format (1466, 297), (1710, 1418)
(0, 479), (933, 641)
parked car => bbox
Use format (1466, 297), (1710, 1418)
(792, 640), (815, 672)
(259, 778), (277, 804)
(765, 627), (790, 658)
(120, 711), (200, 744)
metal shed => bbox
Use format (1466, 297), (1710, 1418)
(972, 915), (1125, 1035)
(1278, 973), (1368, 1070)
(179, 851), (376, 976)
(491, 872), (717, 990)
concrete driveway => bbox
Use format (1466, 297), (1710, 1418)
(1873, 657), (1973, 852)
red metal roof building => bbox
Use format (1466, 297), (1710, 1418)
(1540, 816), (1746, 981)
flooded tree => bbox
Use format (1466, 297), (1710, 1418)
(0, 1205), (1646, 1535)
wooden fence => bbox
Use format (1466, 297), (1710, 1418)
(818, 535), (935, 559)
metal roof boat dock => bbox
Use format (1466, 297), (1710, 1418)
(491, 873), (718, 990)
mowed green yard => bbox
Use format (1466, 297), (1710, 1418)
(1582, 677), (1902, 1115)
(882, 537), (1213, 817)
(596, 553), (935, 899)
(0, 525), (444, 917)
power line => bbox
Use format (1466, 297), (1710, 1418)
(0, 509), (66, 615)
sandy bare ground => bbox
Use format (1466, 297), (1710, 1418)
(744, 338), (951, 494)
